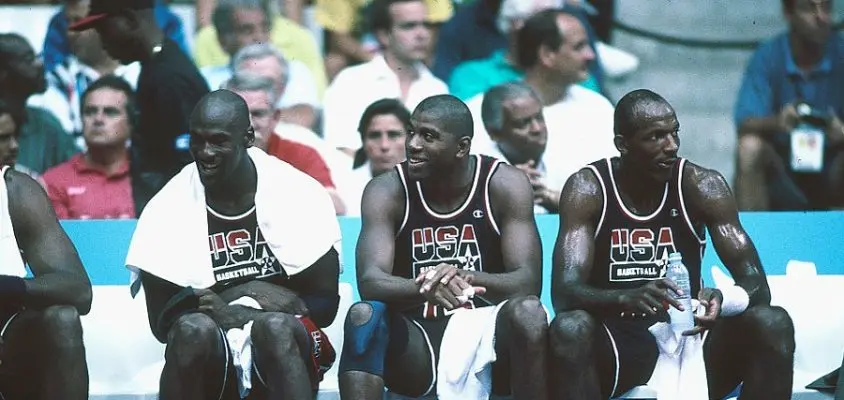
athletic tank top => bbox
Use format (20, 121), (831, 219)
(207, 204), (288, 291)
(588, 158), (706, 295)
(0, 166), (27, 278)
(393, 155), (504, 319)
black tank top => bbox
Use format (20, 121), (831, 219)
(588, 158), (706, 295)
(393, 155), (505, 319)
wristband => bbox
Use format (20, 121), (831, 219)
(0, 275), (27, 304)
(720, 285), (750, 317)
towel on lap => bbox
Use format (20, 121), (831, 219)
(646, 301), (708, 400)
(125, 147), (341, 294)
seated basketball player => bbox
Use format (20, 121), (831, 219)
(0, 166), (92, 399)
(125, 90), (341, 399)
(338, 94), (550, 400)
(548, 89), (796, 399)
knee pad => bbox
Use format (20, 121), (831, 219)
(338, 301), (390, 376)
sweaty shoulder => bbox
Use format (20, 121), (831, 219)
(360, 168), (406, 223)
(681, 161), (734, 217)
(488, 163), (532, 203)
(558, 167), (604, 217)
(5, 168), (54, 226)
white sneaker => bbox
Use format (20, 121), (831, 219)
(596, 41), (640, 79)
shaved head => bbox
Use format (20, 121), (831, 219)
(190, 89), (252, 137)
(614, 89), (674, 137)
(412, 94), (474, 139)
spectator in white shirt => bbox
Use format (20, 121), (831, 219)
(469, 8), (616, 175)
(338, 98), (410, 216)
(481, 82), (565, 214)
(321, 0), (447, 158)
(200, 0), (320, 129)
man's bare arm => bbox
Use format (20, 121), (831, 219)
(552, 169), (629, 313)
(356, 172), (423, 304)
(466, 165), (542, 303)
(8, 170), (92, 314)
(685, 164), (771, 306)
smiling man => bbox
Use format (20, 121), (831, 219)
(125, 90), (341, 399)
(548, 89), (796, 399)
(339, 94), (549, 400)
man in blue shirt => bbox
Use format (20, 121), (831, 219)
(734, 0), (844, 210)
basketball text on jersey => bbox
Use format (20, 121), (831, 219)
(609, 227), (677, 282)
(208, 226), (283, 285)
(411, 224), (483, 278)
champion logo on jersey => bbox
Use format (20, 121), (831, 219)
(670, 208), (680, 217)
(472, 209), (484, 219)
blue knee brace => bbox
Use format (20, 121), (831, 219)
(338, 301), (390, 376)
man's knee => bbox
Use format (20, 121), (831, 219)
(743, 305), (795, 351)
(165, 313), (221, 366)
(549, 310), (598, 358)
(40, 305), (84, 347)
(737, 133), (768, 171)
(251, 312), (303, 354)
(339, 301), (389, 376)
(504, 295), (548, 342)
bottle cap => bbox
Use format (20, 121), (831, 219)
(668, 252), (682, 264)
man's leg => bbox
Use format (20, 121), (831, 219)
(338, 301), (438, 399)
(160, 313), (231, 400)
(549, 311), (658, 400)
(0, 306), (88, 400)
(490, 295), (549, 400)
(705, 305), (795, 400)
(250, 312), (316, 399)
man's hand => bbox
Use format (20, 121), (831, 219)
(415, 263), (486, 309)
(194, 288), (264, 330)
(683, 288), (723, 336)
(514, 161), (558, 209)
(618, 278), (684, 316)
(220, 280), (308, 315)
(825, 107), (844, 146)
(195, 288), (227, 316)
(778, 103), (800, 132)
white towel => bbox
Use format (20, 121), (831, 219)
(225, 296), (262, 398)
(646, 301), (708, 400)
(125, 147), (341, 293)
(0, 166), (27, 278)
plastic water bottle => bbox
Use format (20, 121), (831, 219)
(666, 252), (694, 334)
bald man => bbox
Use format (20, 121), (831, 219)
(134, 90), (341, 399)
(338, 94), (550, 400)
(548, 89), (795, 399)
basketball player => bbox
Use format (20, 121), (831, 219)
(0, 167), (92, 399)
(548, 89), (796, 399)
(338, 94), (550, 400)
(129, 90), (340, 399)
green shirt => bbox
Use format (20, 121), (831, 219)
(18, 107), (80, 175)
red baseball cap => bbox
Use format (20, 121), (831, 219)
(68, 0), (155, 31)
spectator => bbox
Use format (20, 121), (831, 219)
(338, 98), (410, 216)
(466, 8), (616, 173)
(223, 72), (347, 214)
(42, 0), (188, 72)
(193, 0), (328, 95)
(70, 0), (210, 215)
(197, 0), (308, 28)
(34, 0), (141, 140)
(205, 37), (320, 129)
(481, 82), (565, 214)
(734, 0), (844, 210)
(315, 0), (453, 81)
(431, 0), (506, 82)
(0, 97), (24, 168)
(322, 0), (448, 157)
(0, 33), (79, 178)
(42, 76), (136, 220)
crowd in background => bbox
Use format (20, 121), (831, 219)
(0, 0), (841, 220)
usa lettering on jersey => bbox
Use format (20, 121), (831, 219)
(609, 227), (676, 282)
(208, 227), (282, 284)
(411, 224), (482, 319)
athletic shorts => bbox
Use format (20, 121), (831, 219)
(596, 318), (661, 398)
(385, 311), (510, 397)
(214, 315), (335, 400)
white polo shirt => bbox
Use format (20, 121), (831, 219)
(322, 55), (448, 151)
